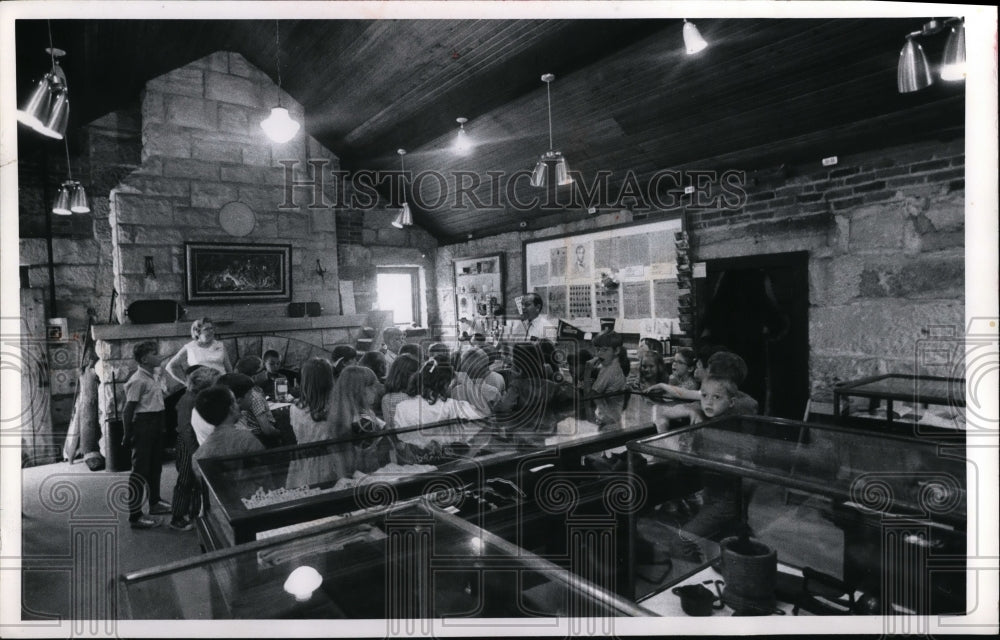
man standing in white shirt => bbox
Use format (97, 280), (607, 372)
(516, 293), (556, 341)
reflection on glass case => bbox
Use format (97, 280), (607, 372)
(196, 390), (679, 548)
(121, 500), (651, 619)
(625, 415), (967, 616)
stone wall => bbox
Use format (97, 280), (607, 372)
(436, 137), (965, 405)
(109, 51), (343, 321)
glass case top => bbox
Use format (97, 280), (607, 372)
(835, 374), (965, 406)
(198, 390), (677, 520)
(121, 500), (649, 619)
(629, 416), (966, 525)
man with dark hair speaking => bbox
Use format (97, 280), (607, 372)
(515, 292), (556, 341)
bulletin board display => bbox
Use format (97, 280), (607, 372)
(522, 217), (683, 335)
(453, 253), (505, 333)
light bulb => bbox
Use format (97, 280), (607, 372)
(261, 107), (300, 143)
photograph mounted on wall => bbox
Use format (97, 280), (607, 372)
(184, 242), (292, 303)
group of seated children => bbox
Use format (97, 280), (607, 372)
(127, 316), (759, 534)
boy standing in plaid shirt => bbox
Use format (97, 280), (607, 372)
(122, 341), (171, 529)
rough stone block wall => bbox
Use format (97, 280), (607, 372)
(337, 206), (438, 322)
(110, 51), (343, 322)
(436, 137), (965, 404)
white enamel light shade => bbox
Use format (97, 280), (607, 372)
(940, 21), (966, 81)
(261, 106), (300, 143)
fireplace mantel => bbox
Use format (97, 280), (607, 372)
(91, 314), (374, 341)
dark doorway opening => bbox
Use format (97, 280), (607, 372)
(697, 252), (810, 420)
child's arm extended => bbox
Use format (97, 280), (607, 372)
(121, 400), (138, 446)
(653, 402), (700, 432)
(646, 382), (700, 401)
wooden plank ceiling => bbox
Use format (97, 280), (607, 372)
(15, 17), (964, 242)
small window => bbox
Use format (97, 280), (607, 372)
(376, 268), (420, 327)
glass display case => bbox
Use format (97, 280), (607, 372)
(833, 373), (965, 430)
(625, 415), (967, 616)
(121, 499), (652, 619)
(196, 389), (680, 548)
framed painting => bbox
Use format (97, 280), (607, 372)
(184, 242), (292, 303)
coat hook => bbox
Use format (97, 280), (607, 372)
(144, 256), (156, 278)
(315, 259), (328, 279)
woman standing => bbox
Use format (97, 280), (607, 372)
(166, 318), (232, 384)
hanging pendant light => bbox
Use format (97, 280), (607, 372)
(52, 182), (73, 215)
(17, 76), (53, 133)
(453, 117), (472, 155)
(17, 37), (70, 139)
(261, 21), (300, 143)
(940, 20), (966, 81)
(897, 36), (932, 93)
(392, 148), (413, 229)
(682, 19), (709, 55)
(70, 183), (90, 213)
(52, 135), (89, 215)
(39, 87), (70, 139)
(530, 74), (573, 188)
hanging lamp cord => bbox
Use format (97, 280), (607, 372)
(400, 153), (407, 201)
(274, 20), (283, 105)
(546, 80), (554, 151)
(48, 21), (73, 183)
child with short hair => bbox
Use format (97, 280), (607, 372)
(122, 341), (170, 529)
(191, 386), (265, 495)
(235, 356), (281, 446)
(581, 331), (630, 426)
(255, 349), (300, 399)
(331, 344), (358, 378)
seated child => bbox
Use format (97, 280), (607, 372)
(331, 344), (359, 378)
(254, 349), (300, 399)
(667, 348), (699, 390)
(580, 331), (630, 426)
(191, 385), (265, 470)
(330, 365), (390, 472)
(394, 359), (485, 453)
(218, 373), (281, 446)
(630, 351), (669, 392)
(381, 354), (421, 429)
(234, 356), (281, 446)
(451, 348), (502, 415)
(493, 342), (561, 430)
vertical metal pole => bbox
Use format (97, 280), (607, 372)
(42, 145), (58, 314)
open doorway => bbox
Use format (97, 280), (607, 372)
(376, 267), (420, 327)
(697, 252), (810, 420)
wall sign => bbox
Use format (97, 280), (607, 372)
(522, 216), (683, 334)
